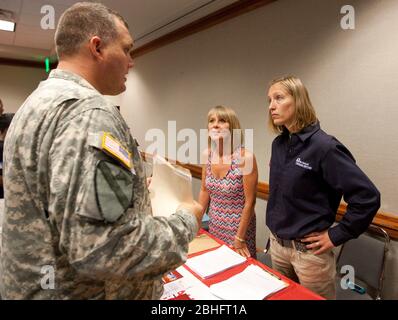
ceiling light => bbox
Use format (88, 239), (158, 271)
(0, 19), (15, 32)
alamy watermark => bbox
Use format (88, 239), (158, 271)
(340, 5), (355, 30)
(145, 121), (254, 174)
(40, 5), (55, 30)
(340, 264), (355, 289)
(40, 265), (55, 290)
(40, 4), (356, 31)
(339, 264), (366, 294)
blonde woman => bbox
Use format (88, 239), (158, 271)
(198, 106), (258, 258)
(266, 76), (380, 299)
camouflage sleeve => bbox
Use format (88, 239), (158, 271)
(48, 106), (198, 281)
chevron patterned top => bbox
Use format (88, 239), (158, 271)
(205, 148), (256, 257)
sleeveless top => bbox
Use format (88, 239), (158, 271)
(205, 149), (256, 257)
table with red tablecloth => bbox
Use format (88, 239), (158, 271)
(171, 229), (324, 300)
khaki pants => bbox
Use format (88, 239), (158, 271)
(270, 234), (336, 300)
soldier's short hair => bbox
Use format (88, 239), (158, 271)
(55, 2), (129, 58)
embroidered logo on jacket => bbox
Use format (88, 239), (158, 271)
(295, 158), (312, 170)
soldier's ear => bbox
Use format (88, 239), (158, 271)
(89, 36), (103, 58)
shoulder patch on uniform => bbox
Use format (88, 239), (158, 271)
(101, 132), (132, 169)
(87, 132), (133, 170)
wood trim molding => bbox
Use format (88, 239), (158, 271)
(131, 0), (276, 58)
(336, 206), (398, 240)
(261, 181), (398, 239)
(142, 153), (398, 240)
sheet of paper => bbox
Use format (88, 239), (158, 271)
(176, 266), (220, 300)
(209, 264), (288, 300)
(149, 155), (193, 217)
(188, 233), (221, 255)
(160, 270), (187, 300)
(161, 278), (188, 300)
(185, 245), (246, 279)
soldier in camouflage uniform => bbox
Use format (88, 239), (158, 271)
(0, 2), (202, 299)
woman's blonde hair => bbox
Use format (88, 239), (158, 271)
(207, 105), (244, 153)
(268, 76), (317, 134)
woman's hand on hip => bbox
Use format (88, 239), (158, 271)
(301, 230), (335, 255)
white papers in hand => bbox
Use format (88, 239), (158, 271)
(149, 155), (193, 217)
(185, 245), (246, 279)
(209, 264), (288, 300)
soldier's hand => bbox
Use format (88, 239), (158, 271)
(178, 201), (203, 231)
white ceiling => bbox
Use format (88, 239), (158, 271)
(0, 0), (238, 62)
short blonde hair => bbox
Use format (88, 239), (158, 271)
(207, 105), (244, 153)
(268, 76), (317, 134)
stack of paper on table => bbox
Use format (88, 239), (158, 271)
(173, 266), (220, 300)
(209, 264), (288, 300)
(185, 245), (246, 278)
(149, 155), (193, 217)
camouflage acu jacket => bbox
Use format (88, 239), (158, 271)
(0, 69), (198, 299)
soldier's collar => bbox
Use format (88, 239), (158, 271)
(49, 69), (98, 92)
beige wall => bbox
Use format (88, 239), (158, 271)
(0, 65), (47, 113)
(120, 0), (398, 214)
(121, 0), (398, 298)
(0, 64), (121, 112)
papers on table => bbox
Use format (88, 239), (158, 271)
(160, 266), (220, 300)
(149, 155), (193, 217)
(175, 266), (220, 300)
(185, 245), (246, 279)
(161, 277), (187, 300)
(209, 264), (288, 300)
(162, 263), (289, 300)
(160, 230), (290, 300)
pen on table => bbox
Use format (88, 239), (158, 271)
(262, 267), (282, 281)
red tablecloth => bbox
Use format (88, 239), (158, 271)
(174, 229), (324, 300)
